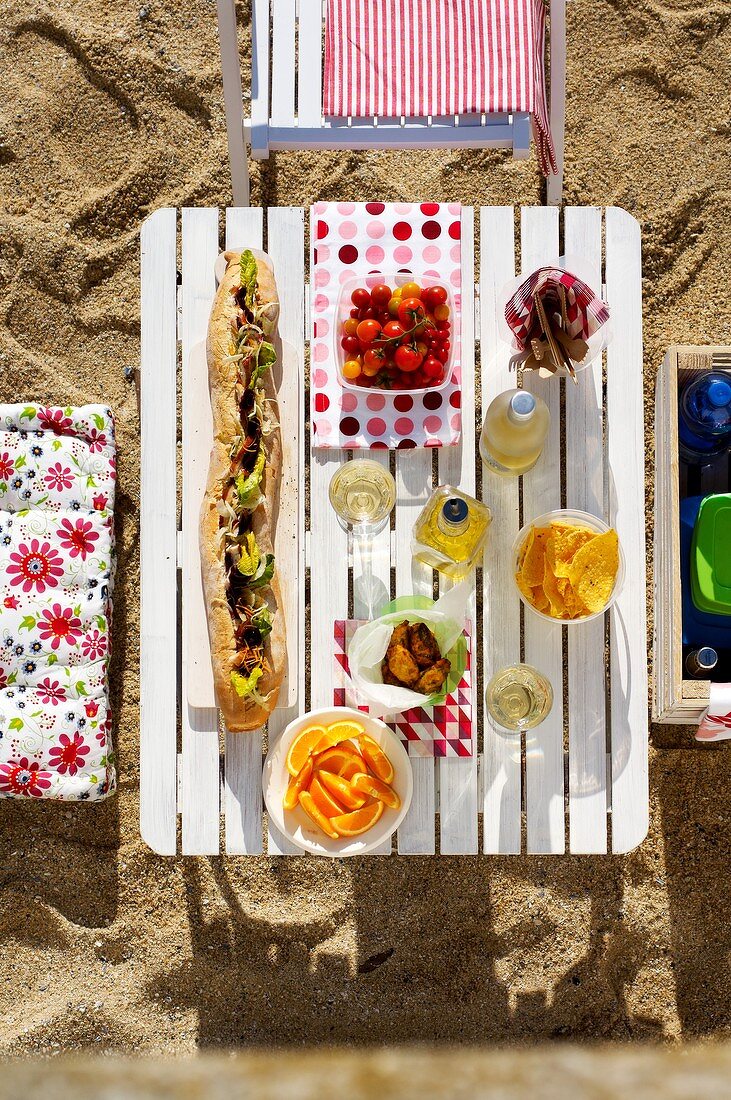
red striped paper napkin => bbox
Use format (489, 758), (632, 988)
(323, 0), (557, 177)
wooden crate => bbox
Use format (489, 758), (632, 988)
(653, 345), (731, 723)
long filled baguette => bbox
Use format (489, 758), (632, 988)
(200, 248), (286, 731)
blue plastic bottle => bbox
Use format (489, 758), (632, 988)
(679, 372), (731, 462)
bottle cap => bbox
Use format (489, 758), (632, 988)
(707, 378), (731, 409)
(696, 647), (718, 669)
(510, 391), (536, 420)
(442, 497), (468, 525)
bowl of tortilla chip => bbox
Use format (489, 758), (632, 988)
(512, 510), (625, 623)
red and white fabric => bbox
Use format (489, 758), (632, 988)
(0, 404), (116, 802)
(697, 683), (731, 742)
(323, 0), (557, 177)
(334, 619), (473, 758)
(311, 200), (463, 450)
(504, 266), (610, 352)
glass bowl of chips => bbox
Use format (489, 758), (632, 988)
(512, 510), (625, 623)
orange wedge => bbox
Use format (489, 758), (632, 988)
(299, 790), (339, 839)
(286, 724), (328, 776)
(283, 757), (314, 811)
(351, 771), (401, 810)
(330, 801), (384, 836)
(357, 734), (394, 784)
(312, 744), (364, 775)
(319, 770), (368, 810)
(314, 718), (367, 755)
(309, 773), (347, 818)
(338, 757), (363, 781)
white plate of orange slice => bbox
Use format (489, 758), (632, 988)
(263, 707), (413, 856)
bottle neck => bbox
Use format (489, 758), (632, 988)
(507, 404), (534, 427)
(436, 498), (470, 538)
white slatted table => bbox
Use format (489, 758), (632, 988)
(139, 205), (648, 857)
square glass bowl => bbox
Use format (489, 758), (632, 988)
(512, 509), (625, 624)
(334, 271), (457, 397)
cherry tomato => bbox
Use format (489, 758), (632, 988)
(434, 303), (450, 322)
(350, 307), (361, 319)
(411, 370), (426, 388)
(415, 342), (428, 361)
(400, 281), (422, 300)
(387, 297), (402, 317)
(342, 359), (362, 380)
(427, 285), (448, 307)
(423, 356), (442, 379)
(397, 297), (426, 329)
(343, 317), (359, 337)
(364, 347), (386, 369)
(359, 307), (377, 321)
(351, 288), (371, 309)
(362, 363), (380, 378)
(356, 319), (382, 345)
(370, 284), (392, 306)
(394, 344), (422, 372)
(435, 345), (449, 364)
(341, 335), (359, 354)
(441, 340), (451, 354)
(382, 320), (405, 341)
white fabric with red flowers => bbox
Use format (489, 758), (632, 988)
(0, 404), (116, 801)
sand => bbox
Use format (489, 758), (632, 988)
(1, 0), (731, 1056)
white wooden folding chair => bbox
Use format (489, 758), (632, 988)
(215, 0), (566, 208)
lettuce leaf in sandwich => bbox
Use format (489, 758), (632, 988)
(237, 531), (275, 590)
(235, 446), (266, 509)
(231, 665), (264, 699)
(239, 251), (279, 336)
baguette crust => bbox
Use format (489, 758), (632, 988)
(200, 249), (286, 732)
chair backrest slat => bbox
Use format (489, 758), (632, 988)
(271, 0), (297, 128)
(251, 0), (271, 156)
(297, 0), (324, 128)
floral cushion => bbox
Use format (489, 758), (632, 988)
(0, 404), (116, 801)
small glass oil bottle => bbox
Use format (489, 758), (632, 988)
(411, 485), (491, 580)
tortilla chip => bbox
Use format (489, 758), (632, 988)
(552, 525), (596, 578)
(532, 585), (550, 613)
(519, 526), (551, 587)
(543, 558), (566, 617)
(515, 569), (535, 604)
(563, 586), (590, 619)
(568, 529), (619, 614)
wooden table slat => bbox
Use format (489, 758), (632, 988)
(479, 206), (522, 855)
(520, 207), (566, 856)
(180, 206), (222, 855)
(564, 207), (608, 854)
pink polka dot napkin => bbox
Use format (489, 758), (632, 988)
(310, 202), (463, 450)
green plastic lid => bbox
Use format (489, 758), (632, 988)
(691, 493), (731, 616)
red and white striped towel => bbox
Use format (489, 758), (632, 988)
(323, 0), (557, 177)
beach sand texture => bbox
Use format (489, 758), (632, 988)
(1, 0), (731, 1053)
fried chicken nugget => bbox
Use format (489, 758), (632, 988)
(387, 621), (411, 653)
(416, 658), (451, 694)
(381, 658), (404, 687)
(386, 644), (420, 688)
(408, 621), (441, 668)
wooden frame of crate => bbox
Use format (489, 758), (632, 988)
(653, 345), (731, 724)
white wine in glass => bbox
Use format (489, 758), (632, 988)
(328, 460), (396, 534)
(486, 664), (553, 732)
